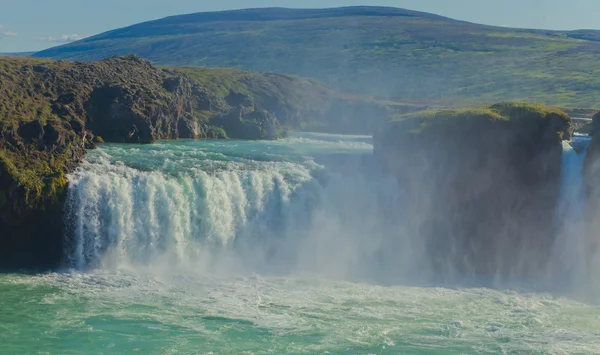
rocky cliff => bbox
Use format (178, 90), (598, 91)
(174, 67), (395, 135)
(374, 102), (572, 282)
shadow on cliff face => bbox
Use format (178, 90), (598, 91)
(372, 104), (572, 289)
(0, 201), (66, 272)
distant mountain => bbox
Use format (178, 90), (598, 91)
(33, 6), (600, 109)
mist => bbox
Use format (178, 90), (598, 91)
(58, 125), (600, 306)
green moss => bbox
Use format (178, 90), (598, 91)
(0, 145), (71, 210)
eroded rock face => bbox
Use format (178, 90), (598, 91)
(374, 103), (571, 282)
(86, 85), (160, 143)
(214, 105), (280, 140)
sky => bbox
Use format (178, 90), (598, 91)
(1, 0), (600, 52)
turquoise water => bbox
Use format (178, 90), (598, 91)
(2, 133), (600, 354)
(2, 272), (600, 354)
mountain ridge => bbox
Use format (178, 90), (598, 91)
(33, 6), (600, 109)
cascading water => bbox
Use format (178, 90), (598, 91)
(63, 133), (419, 281)
(553, 135), (591, 289)
(65, 152), (313, 270)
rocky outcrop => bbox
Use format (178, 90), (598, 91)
(374, 102), (572, 283)
(214, 106), (280, 140)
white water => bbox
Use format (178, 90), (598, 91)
(64, 134), (423, 282)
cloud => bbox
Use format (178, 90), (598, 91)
(0, 25), (17, 38)
(41, 34), (84, 43)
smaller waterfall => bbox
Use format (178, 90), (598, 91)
(553, 136), (591, 286)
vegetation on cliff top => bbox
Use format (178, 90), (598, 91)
(386, 102), (572, 137)
(32, 6), (600, 110)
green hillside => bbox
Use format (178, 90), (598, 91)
(32, 7), (600, 109)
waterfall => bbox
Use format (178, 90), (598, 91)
(63, 133), (598, 291)
(65, 154), (313, 270)
(553, 136), (591, 286)
(63, 138), (418, 281)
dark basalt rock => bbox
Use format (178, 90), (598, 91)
(18, 120), (45, 142)
(178, 118), (203, 139)
(85, 85), (156, 143)
(213, 106), (280, 140)
(43, 123), (63, 150)
(162, 77), (183, 93)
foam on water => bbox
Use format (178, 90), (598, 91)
(1, 271), (600, 354)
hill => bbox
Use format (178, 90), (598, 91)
(33, 6), (600, 110)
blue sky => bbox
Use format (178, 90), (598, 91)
(1, 0), (599, 52)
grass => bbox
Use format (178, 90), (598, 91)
(31, 7), (600, 110)
(0, 148), (69, 207)
(387, 102), (571, 136)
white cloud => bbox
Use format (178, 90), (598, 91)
(41, 34), (84, 43)
(0, 25), (17, 38)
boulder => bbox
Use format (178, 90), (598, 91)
(590, 111), (600, 136)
